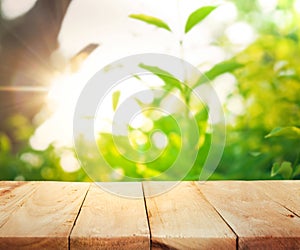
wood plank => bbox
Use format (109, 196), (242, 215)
(70, 182), (150, 250)
(198, 181), (300, 249)
(0, 182), (37, 228)
(0, 181), (90, 249)
(143, 181), (236, 250)
(254, 180), (300, 217)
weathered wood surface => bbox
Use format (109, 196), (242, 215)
(143, 181), (236, 249)
(198, 181), (300, 249)
(254, 180), (300, 217)
(0, 181), (299, 249)
(70, 182), (150, 249)
(0, 182), (89, 249)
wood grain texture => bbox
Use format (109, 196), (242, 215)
(254, 180), (300, 216)
(0, 181), (89, 249)
(0, 182), (37, 228)
(1, 181), (300, 249)
(143, 181), (236, 250)
(198, 181), (300, 249)
(70, 182), (150, 250)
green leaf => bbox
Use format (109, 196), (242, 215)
(0, 133), (11, 153)
(193, 60), (243, 88)
(195, 107), (209, 122)
(112, 91), (120, 111)
(271, 162), (280, 176)
(250, 151), (261, 157)
(139, 63), (182, 90)
(265, 126), (300, 139)
(129, 14), (171, 32)
(293, 164), (300, 178)
(132, 74), (141, 80)
(271, 161), (293, 179)
(185, 6), (217, 34)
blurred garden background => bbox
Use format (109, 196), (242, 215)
(0, 0), (299, 181)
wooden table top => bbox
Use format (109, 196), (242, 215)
(0, 181), (299, 249)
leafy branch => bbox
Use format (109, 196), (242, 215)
(129, 14), (171, 32)
(266, 126), (300, 179)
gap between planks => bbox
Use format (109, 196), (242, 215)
(142, 181), (237, 249)
(197, 181), (300, 249)
(142, 183), (153, 250)
(194, 182), (240, 250)
(1, 181), (299, 250)
(70, 180), (300, 250)
(0, 181), (90, 249)
(68, 183), (91, 250)
(69, 182), (150, 249)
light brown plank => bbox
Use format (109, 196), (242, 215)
(0, 182), (37, 228)
(198, 181), (300, 249)
(143, 181), (236, 250)
(254, 180), (300, 217)
(70, 182), (150, 250)
(0, 181), (90, 249)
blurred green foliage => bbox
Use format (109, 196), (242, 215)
(218, 7), (300, 179)
(0, 0), (299, 181)
(96, 96), (210, 181)
(0, 115), (90, 181)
